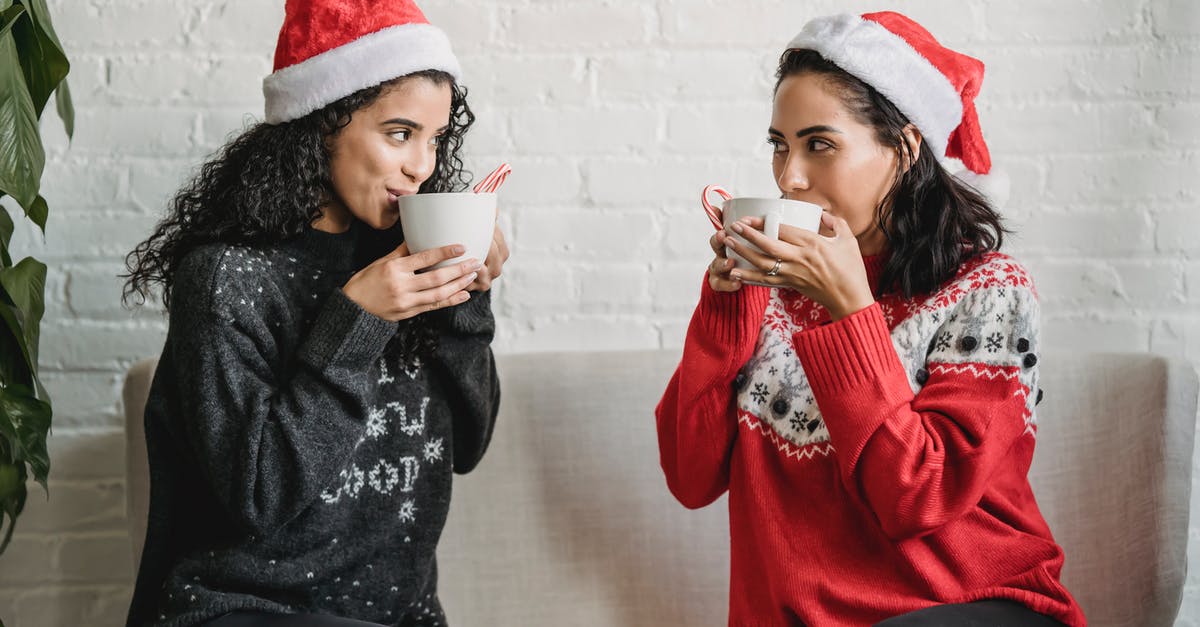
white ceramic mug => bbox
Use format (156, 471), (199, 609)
(397, 192), (497, 269)
(702, 187), (823, 284)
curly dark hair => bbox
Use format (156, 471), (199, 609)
(122, 69), (475, 362)
(775, 49), (1008, 299)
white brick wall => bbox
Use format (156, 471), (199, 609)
(0, 0), (1196, 624)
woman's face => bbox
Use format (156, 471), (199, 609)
(769, 72), (905, 255)
(317, 76), (452, 233)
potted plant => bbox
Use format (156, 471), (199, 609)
(0, 0), (72, 558)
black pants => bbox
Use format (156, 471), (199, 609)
(874, 600), (1066, 626)
(202, 613), (387, 627)
(201, 609), (446, 627)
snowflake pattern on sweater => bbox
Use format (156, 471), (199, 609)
(653, 249), (1085, 626)
(657, 246), (1089, 619)
(737, 252), (1041, 456)
(128, 225), (498, 627)
(321, 383), (430, 509)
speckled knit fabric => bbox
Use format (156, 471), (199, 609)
(127, 223), (499, 627)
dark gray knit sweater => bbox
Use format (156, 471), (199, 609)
(126, 223), (500, 627)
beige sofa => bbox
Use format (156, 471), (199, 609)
(125, 350), (1198, 626)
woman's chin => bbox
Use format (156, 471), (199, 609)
(362, 210), (401, 231)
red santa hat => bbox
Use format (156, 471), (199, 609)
(263, 0), (462, 124)
(787, 12), (1008, 205)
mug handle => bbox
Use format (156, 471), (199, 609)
(763, 208), (782, 240)
(701, 184), (732, 231)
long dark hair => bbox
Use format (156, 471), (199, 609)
(122, 69), (475, 362)
(775, 49), (1007, 298)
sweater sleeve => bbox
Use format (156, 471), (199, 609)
(166, 251), (398, 536)
(426, 290), (499, 474)
(793, 285), (1041, 540)
(655, 277), (772, 509)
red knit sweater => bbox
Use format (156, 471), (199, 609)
(656, 252), (1086, 626)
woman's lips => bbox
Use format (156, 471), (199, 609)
(387, 188), (416, 203)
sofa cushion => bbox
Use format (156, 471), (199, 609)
(123, 349), (1198, 626)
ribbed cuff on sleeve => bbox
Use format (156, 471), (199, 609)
(793, 303), (915, 454)
(432, 289), (494, 336)
(793, 303), (907, 396)
(299, 289), (399, 370)
(694, 278), (772, 351)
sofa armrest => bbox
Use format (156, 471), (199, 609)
(122, 357), (158, 569)
(1030, 351), (1198, 626)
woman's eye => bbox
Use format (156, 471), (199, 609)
(429, 134), (442, 147)
(767, 138), (787, 154)
(808, 138), (833, 152)
(389, 129), (412, 142)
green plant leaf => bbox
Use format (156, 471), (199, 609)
(17, 0), (64, 62)
(0, 203), (13, 266)
(54, 75), (71, 138)
(0, 264), (51, 414)
(23, 0), (73, 137)
(0, 256), (44, 367)
(0, 457), (28, 554)
(0, 0), (58, 563)
(0, 296), (32, 386)
(10, 0), (68, 117)
(0, 4), (26, 39)
(0, 384), (50, 486)
(24, 192), (44, 233)
(0, 30), (44, 212)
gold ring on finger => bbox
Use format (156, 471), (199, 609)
(766, 258), (783, 277)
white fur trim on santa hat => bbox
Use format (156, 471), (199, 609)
(263, 23), (462, 124)
(954, 167), (1010, 209)
(787, 14), (961, 160)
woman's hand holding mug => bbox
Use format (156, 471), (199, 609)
(707, 228), (744, 293)
(724, 213), (875, 321)
(468, 224), (510, 292)
(699, 184), (873, 320)
(342, 243), (481, 321)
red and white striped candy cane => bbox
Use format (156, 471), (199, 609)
(701, 184), (732, 231)
(473, 163), (512, 194)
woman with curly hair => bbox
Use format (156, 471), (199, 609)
(122, 2), (505, 625)
(656, 12), (1085, 626)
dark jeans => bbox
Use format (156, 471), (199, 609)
(874, 600), (1067, 626)
(202, 613), (388, 627)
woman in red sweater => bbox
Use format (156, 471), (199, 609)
(655, 12), (1086, 627)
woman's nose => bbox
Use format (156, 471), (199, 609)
(403, 145), (437, 184)
(777, 153), (810, 193)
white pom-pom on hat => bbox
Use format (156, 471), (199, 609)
(954, 167), (1010, 210)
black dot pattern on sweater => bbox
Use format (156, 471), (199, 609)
(1017, 338), (1030, 352)
(1023, 353), (1038, 368)
(915, 368), (930, 385)
(960, 335), (979, 352)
